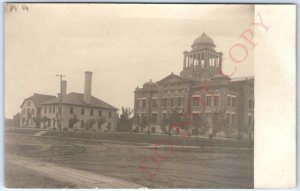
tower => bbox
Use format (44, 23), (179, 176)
(180, 33), (223, 80)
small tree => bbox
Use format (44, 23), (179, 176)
(212, 109), (229, 137)
(97, 117), (106, 130)
(167, 108), (190, 136)
(68, 114), (79, 129)
(117, 107), (133, 132)
(85, 119), (96, 131)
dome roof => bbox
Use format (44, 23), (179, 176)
(192, 33), (216, 50)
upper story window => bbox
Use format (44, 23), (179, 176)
(31, 109), (35, 115)
(142, 99), (146, 108)
(206, 94), (219, 107)
(99, 110), (102, 116)
(90, 109), (93, 116)
(192, 97), (200, 106)
(81, 108), (84, 115)
(206, 96), (212, 106)
(227, 94), (236, 107)
(232, 97), (236, 107)
(22, 108), (25, 115)
(213, 96), (219, 106)
(138, 100), (143, 108)
(27, 100), (31, 106)
(152, 99), (158, 107)
(109, 111), (112, 118)
(70, 107), (74, 114)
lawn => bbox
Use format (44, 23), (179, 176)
(5, 133), (253, 188)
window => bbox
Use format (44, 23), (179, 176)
(49, 107), (51, 113)
(177, 97), (182, 106)
(99, 110), (102, 116)
(142, 99), (146, 108)
(170, 98), (174, 107)
(70, 107), (74, 114)
(90, 109), (93, 116)
(109, 111), (112, 118)
(27, 108), (30, 114)
(227, 95), (236, 107)
(27, 100), (31, 106)
(22, 108), (25, 115)
(152, 99), (158, 107)
(193, 97), (200, 106)
(81, 108), (84, 115)
(232, 97), (236, 107)
(151, 113), (157, 123)
(162, 113), (167, 121)
(31, 109), (35, 115)
(214, 96), (219, 106)
(231, 114), (235, 125)
(138, 100), (143, 108)
(162, 98), (167, 108)
(107, 122), (111, 131)
(44, 107), (46, 114)
(136, 114), (141, 123)
(206, 96), (212, 106)
(53, 107), (56, 113)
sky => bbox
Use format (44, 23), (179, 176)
(5, 4), (254, 118)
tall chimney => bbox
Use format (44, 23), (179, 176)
(84, 71), (92, 104)
(61, 80), (67, 96)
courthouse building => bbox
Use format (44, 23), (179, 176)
(133, 33), (254, 138)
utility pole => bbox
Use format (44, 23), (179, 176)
(56, 74), (65, 138)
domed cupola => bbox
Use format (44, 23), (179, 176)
(191, 33), (216, 51)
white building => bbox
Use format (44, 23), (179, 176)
(40, 72), (118, 131)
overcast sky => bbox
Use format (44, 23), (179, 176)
(5, 4), (254, 118)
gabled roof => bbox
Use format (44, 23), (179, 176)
(157, 73), (189, 85)
(20, 93), (56, 108)
(41, 92), (117, 110)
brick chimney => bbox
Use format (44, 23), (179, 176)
(84, 71), (92, 104)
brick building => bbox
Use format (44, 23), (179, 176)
(133, 33), (254, 138)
